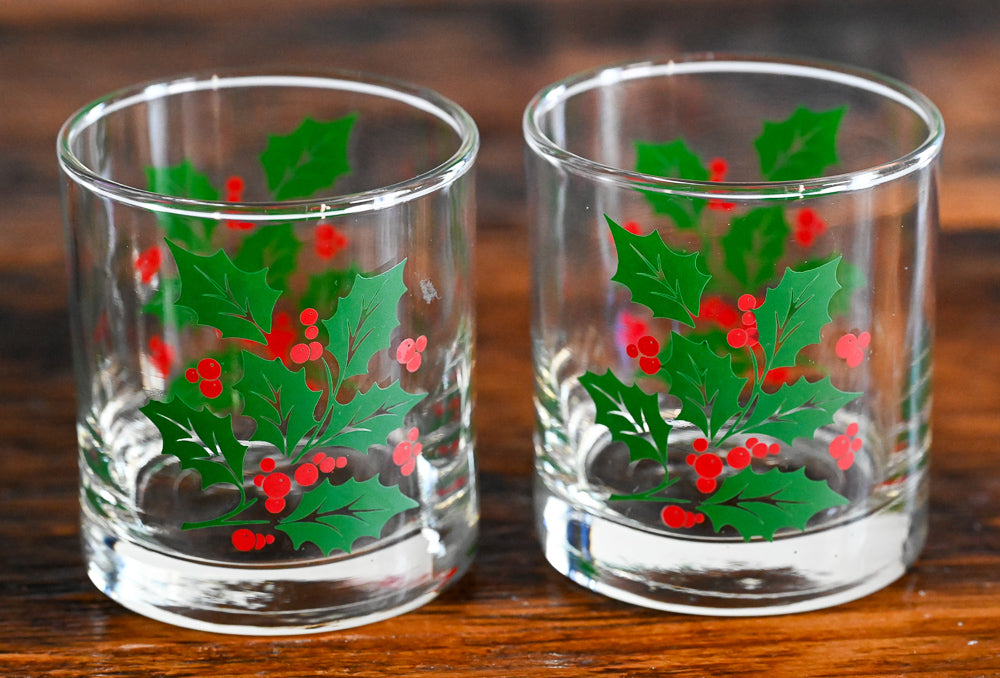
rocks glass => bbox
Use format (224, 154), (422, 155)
(59, 70), (479, 633)
(524, 56), (943, 614)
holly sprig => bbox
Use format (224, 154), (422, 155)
(133, 114), (428, 557)
(583, 215), (860, 541)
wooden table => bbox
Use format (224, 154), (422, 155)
(2, 2), (999, 675)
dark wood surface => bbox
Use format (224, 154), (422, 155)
(3, 2), (1000, 675)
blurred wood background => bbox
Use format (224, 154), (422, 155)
(2, 1), (999, 676)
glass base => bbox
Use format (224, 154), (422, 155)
(83, 514), (475, 635)
(535, 474), (925, 616)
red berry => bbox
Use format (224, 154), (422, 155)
(709, 158), (728, 176)
(225, 176), (244, 194)
(265, 497), (285, 514)
(745, 437), (759, 448)
(294, 463), (319, 486)
(308, 341), (323, 361)
(290, 343), (311, 364)
(752, 442), (769, 458)
(696, 477), (717, 493)
(693, 437), (709, 453)
(319, 457), (337, 474)
(727, 446), (750, 469)
(305, 325), (319, 340)
(312, 452), (326, 464)
(232, 528), (255, 552)
(255, 533), (267, 550)
(638, 356), (660, 375)
(200, 379), (223, 399)
(727, 328), (748, 348)
(694, 454), (723, 478)
(768, 443), (781, 456)
(637, 335), (659, 356)
(695, 513), (705, 524)
(300, 308), (319, 325)
(661, 505), (686, 528)
(837, 451), (855, 471)
(185, 368), (199, 383)
(626, 344), (639, 359)
(851, 437), (863, 452)
(829, 435), (851, 459)
(198, 358), (222, 380)
(737, 294), (758, 311)
(336, 456), (348, 469)
(742, 311), (757, 327)
(846, 422), (860, 437)
(260, 457), (276, 472)
(253, 474), (264, 487)
(686, 454), (697, 466)
(266, 535), (275, 545)
(262, 472), (291, 498)
(393, 442), (412, 466)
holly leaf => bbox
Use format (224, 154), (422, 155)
(144, 160), (219, 251)
(579, 369), (671, 465)
(660, 333), (747, 440)
(755, 257), (842, 369)
(698, 467), (849, 541)
(143, 278), (198, 328)
(233, 222), (302, 293)
(277, 477), (419, 555)
(741, 376), (861, 446)
(755, 106), (845, 181)
(635, 139), (709, 229)
(322, 261), (407, 382)
(140, 397), (247, 491)
(166, 240), (281, 342)
(317, 381), (424, 453)
(720, 206), (789, 290)
(608, 216), (710, 327)
(235, 352), (322, 457)
(261, 114), (356, 200)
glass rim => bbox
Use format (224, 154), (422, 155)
(522, 54), (945, 200)
(57, 68), (479, 221)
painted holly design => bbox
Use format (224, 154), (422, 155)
(125, 114), (433, 557)
(581, 106), (872, 541)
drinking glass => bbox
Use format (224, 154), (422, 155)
(59, 70), (479, 634)
(524, 55), (943, 614)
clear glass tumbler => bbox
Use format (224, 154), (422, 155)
(59, 70), (479, 634)
(524, 56), (943, 614)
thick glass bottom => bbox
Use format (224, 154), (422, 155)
(83, 510), (476, 635)
(535, 474), (925, 616)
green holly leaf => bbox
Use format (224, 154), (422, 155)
(755, 257), (842, 369)
(166, 240), (281, 342)
(660, 333), (747, 441)
(322, 261), (407, 382)
(792, 255), (867, 317)
(317, 381), (424, 453)
(740, 376), (861, 446)
(720, 206), (789, 290)
(755, 106), (845, 181)
(277, 477), (419, 555)
(261, 114), (356, 200)
(698, 467), (849, 541)
(635, 139), (709, 229)
(579, 369), (671, 465)
(140, 397), (247, 491)
(233, 222), (302, 293)
(144, 160), (219, 251)
(235, 352), (322, 457)
(608, 216), (710, 327)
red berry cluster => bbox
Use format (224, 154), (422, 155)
(231, 528), (275, 552)
(835, 331), (871, 369)
(308, 451), (348, 476)
(392, 427), (422, 476)
(396, 335), (427, 373)
(726, 294), (761, 349)
(290, 308), (324, 364)
(185, 358), (223, 398)
(135, 246), (162, 284)
(626, 334), (661, 375)
(794, 208), (826, 248)
(254, 457), (292, 513)
(829, 422), (862, 470)
(224, 176), (253, 230)
(660, 504), (706, 529)
(687, 436), (780, 493)
(316, 223), (348, 258)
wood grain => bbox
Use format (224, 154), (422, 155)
(2, 2), (999, 675)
